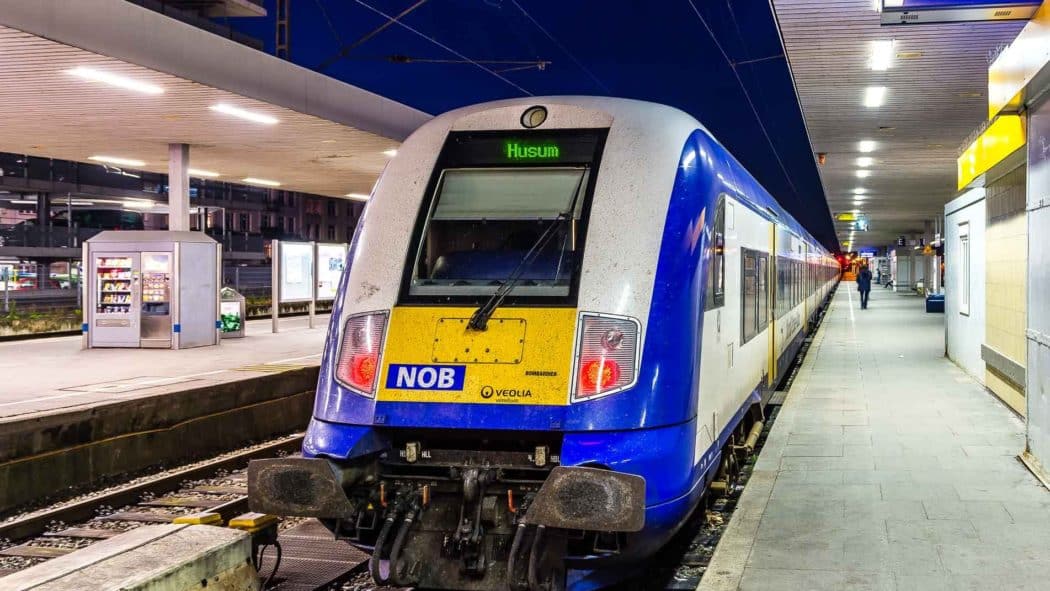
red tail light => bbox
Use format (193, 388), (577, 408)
(335, 312), (388, 397)
(572, 313), (639, 401)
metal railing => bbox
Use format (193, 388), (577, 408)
(0, 224), (98, 249)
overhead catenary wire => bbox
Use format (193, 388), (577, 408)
(509, 0), (611, 94)
(352, 0), (534, 96)
(685, 0), (799, 201)
(317, 0), (430, 72)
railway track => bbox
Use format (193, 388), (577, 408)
(0, 432), (369, 590)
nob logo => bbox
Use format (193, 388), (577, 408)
(386, 364), (465, 391)
(481, 385), (495, 399)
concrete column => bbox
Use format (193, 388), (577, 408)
(36, 192), (51, 247)
(168, 143), (190, 232)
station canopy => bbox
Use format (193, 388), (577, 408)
(0, 0), (430, 199)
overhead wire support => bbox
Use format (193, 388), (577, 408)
(316, 0), (431, 72)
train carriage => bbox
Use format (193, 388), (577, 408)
(249, 97), (838, 591)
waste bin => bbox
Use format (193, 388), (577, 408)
(925, 293), (945, 314)
(220, 287), (246, 338)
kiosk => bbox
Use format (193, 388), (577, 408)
(84, 231), (221, 349)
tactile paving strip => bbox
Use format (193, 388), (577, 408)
(262, 519), (369, 591)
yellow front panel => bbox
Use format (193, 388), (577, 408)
(378, 306), (577, 405)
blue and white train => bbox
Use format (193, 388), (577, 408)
(250, 97), (839, 590)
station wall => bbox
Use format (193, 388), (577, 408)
(944, 188), (986, 382)
(1026, 94), (1050, 478)
(984, 161), (1028, 415)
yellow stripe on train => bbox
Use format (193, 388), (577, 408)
(377, 306), (577, 406)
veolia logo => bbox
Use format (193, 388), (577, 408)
(505, 142), (560, 160)
(386, 364), (465, 391)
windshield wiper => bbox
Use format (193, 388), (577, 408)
(467, 171), (587, 331)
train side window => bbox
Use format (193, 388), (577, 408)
(705, 197), (726, 310)
(758, 253), (769, 332)
(742, 249), (757, 343)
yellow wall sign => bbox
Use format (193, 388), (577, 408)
(836, 213), (857, 222)
(377, 306), (577, 406)
(988, 0), (1050, 119)
(957, 114), (1026, 190)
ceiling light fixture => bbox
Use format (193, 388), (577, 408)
(242, 177), (281, 187)
(863, 86), (887, 108)
(67, 67), (164, 95)
(123, 200), (155, 209)
(210, 103), (279, 125)
(856, 170), (872, 178)
(853, 187), (868, 194)
(89, 155), (146, 167)
(870, 39), (895, 71)
(345, 193), (370, 201)
(858, 140), (877, 153)
(188, 168), (220, 178)
(8, 199), (37, 205)
(383, 149), (398, 157)
(856, 157), (874, 167)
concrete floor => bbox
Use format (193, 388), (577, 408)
(0, 314), (329, 420)
(699, 286), (1050, 591)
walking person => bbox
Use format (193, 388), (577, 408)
(857, 262), (873, 309)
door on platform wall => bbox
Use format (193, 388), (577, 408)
(984, 162), (1028, 416)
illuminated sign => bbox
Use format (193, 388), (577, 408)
(880, 0), (1039, 26)
(957, 114), (1026, 189)
(836, 213), (858, 222)
(988, 1), (1050, 118)
(505, 142), (560, 160)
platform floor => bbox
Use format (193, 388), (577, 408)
(700, 286), (1049, 591)
(0, 315), (329, 420)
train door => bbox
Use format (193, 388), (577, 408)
(767, 222), (777, 388)
(803, 242), (810, 334)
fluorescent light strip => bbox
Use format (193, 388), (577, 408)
(856, 170), (872, 178)
(188, 168), (220, 178)
(67, 67), (163, 95)
(123, 200), (155, 209)
(858, 140), (877, 153)
(870, 39), (895, 71)
(856, 157), (874, 167)
(863, 86), (887, 108)
(853, 187), (868, 194)
(8, 199), (36, 205)
(383, 149), (398, 157)
(242, 177), (281, 187)
(210, 103), (279, 125)
(345, 193), (370, 201)
(89, 155), (146, 167)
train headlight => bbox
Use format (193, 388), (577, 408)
(335, 311), (389, 397)
(572, 313), (640, 401)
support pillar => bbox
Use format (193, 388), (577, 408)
(168, 143), (190, 232)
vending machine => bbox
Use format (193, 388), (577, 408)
(85, 231), (220, 349)
(92, 253), (139, 347)
(140, 252), (173, 348)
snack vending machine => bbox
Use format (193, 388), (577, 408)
(140, 252), (173, 348)
(85, 231), (220, 349)
(93, 253), (140, 347)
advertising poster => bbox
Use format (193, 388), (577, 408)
(279, 242), (314, 303)
(316, 244), (347, 301)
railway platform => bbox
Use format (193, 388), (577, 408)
(700, 286), (1050, 591)
(0, 316), (329, 515)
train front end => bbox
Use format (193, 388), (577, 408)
(249, 99), (710, 590)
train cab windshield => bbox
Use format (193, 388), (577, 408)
(403, 129), (607, 304)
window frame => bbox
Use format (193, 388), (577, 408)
(396, 128), (609, 307)
(959, 222), (971, 316)
(705, 195), (727, 311)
